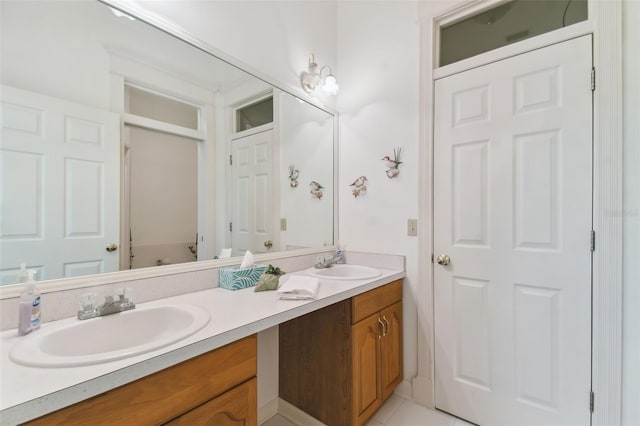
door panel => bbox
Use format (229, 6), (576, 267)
(230, 130), (273, 256)
(1, 85), (119, 283)
(434, 36), (592, 425)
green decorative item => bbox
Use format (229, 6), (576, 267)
(254, 265), (286, 292)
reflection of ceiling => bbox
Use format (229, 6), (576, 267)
(0, 1), (253, 98)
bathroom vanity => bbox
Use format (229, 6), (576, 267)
(0, 263), (404, 425)
(280, 279), (403, 426)
(25, 336), (257, 425)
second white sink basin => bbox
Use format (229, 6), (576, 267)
(10, 304), (210, 368)
(308, 264), (382, 280)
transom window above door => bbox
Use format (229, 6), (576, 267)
(439, 0), (588, 67)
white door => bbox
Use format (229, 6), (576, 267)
(1, 86), (120, 282)
(434, 36), (592, 425)
(230, 129), (273, 255)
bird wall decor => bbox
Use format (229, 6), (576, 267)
(350, 175), (368, 198)
(382, 147), (403, 178)
(289, 165), (300, 188)
(310, 180), (324, 199)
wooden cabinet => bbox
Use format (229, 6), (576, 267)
(25, 335), (257, 426)
(352, 283), (403, 425)
(280, 279), (403, 426)
(166, 378), (257, 425)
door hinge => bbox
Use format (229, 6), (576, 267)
(591, 67), (596, 92)
(590, 230), (596, 252)
(229, 155), (233, 166)
(229, 222), (233, 232)
(590, 390), (595, 413)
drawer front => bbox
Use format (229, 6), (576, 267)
(352, 280), (402, 324)
(26, 335), (257, 426)
(165, 377), (257, 425)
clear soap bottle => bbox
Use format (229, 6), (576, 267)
(18, 271), (40, 335)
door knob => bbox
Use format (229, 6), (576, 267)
(436, 254), (450, 266)
(106, 243), (118, 252)
(264, 240), (273, 249)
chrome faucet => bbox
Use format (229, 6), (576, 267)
(314, 255), (335, 269)
(78, 288), (135, 320)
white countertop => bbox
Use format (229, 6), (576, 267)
(0, 266), (404, 425)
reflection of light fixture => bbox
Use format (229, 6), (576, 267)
(300, 54), (339, 95)
(110, 7), (136, 21)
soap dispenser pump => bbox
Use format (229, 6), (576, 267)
(16, 263), (29, 283)
(18, 270), (41, 335)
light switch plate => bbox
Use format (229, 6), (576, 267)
(407, 219), (418, 236)
(280, 218), (287, 231)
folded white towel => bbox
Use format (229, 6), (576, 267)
(277, 275), (319, 300)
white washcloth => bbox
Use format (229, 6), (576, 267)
(278, 275), (319, 300)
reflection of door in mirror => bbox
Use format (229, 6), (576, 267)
(125, 126), (198, 269)
(0, 86), (120, 283)
(231, 130), (274, 256)
(121, 85), (202, 269)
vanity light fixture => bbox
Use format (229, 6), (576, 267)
(301, 54), (339, 95)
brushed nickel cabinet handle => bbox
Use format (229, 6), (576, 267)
(382, 316), (390, 335)
(378, 317), (386, 338)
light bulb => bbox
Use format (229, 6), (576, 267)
(322, 74), (339, 95)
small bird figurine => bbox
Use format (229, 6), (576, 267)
(382, 147), (404, 179)
(310, 181), (324, 191)
(289, 165), (300, 180)
(289, 165), (300, 188)
(350, 176), (368, 198)
(350, 176), (368, 188)
(310, 181), (324, 199)
(381, 155), (398, 168)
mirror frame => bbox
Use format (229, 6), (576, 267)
(0, 0), (339, 299)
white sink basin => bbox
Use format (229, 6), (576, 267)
(10, 304), (210, 368)
(308, 264), (382, 280)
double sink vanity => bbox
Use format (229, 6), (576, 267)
(0, 260), (405, 425)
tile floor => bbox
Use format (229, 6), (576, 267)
(262, 395), (475, 426)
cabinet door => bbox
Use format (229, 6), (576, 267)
(165, 378), (257, 425)
(380, 301), (403, 401)
(352, 312), (382, 425)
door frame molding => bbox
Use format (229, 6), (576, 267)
(415, 1), (623, 424)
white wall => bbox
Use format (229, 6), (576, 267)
(622, 0), (640, 424)
(337, 1), (420, 389)
(128, 0), (339, 410)
(128, 0), (338, 110)
(280, 92), (334, 250)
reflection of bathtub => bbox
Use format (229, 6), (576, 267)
(130, 241), (195, 269)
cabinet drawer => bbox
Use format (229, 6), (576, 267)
(26, 334), (257, 426)
(352, 280), (402, 324)
(165, 377), (257, 425)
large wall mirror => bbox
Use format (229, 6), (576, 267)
(0, 0), (336, 286)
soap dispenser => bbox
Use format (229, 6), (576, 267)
(16, 263), (29, 283)
(18, 270), (41, 335)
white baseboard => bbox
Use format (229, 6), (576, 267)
(411, 375), (435, 409)
(394, 379), (413, 399)
(277, 398), (326, 426)
(258, 398), (279, 425)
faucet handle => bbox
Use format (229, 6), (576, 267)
(80, 292), (97, 311)
(78, 292), (99, 320)
(115, 287), (135, 308)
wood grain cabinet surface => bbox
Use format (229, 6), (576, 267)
(25, 335), (257, 426)
(280, 280), (403, 426)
